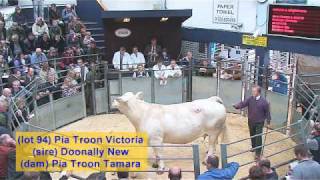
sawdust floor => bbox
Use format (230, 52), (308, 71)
(51, 113), (295, 180)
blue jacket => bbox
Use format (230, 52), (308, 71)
(198, 162), (240, 180)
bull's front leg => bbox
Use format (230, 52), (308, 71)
(203, 130), (221, 165)
(149, 136), (166, 175)
(207, 134), (218, 156)
(153, 146), (165, 174)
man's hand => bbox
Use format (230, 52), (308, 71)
(232, 104), (238, 109)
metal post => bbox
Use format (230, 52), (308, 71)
(90, 65), (97, 115)
(32, 100), (39, 127)
(188, 65), (193, 101)
(81, 84), (87, 118)
(240, 58), (247, 116)
(182, 69), (186, 102)
(104, 63), (109, 113)
(298, 120), (306, 144)
(49, 94), (56, 129)
(255, 56), (260, 86)
(119, 71), (123, 95)
(216, 58), (221, 97)
(192, 144), (200, 179)
(151, 70), (155, 103)
(53, 58), (57, 72)
(220, 143), (228, 168)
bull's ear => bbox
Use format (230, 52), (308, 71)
(116, 96), (128, 103)
(136, 92), (144, 100)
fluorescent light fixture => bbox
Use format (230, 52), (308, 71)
(123, 18), (130, 23)
(160, 17), (168, 22)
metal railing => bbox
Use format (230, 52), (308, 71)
(0, 53), (101, 90)
(8, 59), (316, 178)
(220, 74), (320, 170)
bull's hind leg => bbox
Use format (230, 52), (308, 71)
(203, 128), (224, 164)
(207, 131), (221, 155)
(219, 124), (228, 144)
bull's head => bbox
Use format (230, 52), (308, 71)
(112, 92), (144, 110)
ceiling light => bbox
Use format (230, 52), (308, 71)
(123, 18), (130, 23)
(160, 17), (168, 22)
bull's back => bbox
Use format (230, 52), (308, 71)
(151, 98), (226, 143)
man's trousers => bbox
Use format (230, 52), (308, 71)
(248, 121), (264, 156)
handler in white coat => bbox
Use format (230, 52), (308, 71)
(130, 46), (145, 69)
(112, 47), (131, 70)
(152, 59), (167, 85)
(166, 60), (182, 78)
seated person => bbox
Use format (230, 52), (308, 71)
(14, 97), (32, 130)
(61, 77), (80, 97)
(37, 74), (61, 106)
(257, 159), (278, 180)
(0, 101), (8, 129)
(0, 134), (16, 179)
(166, 60), (182, 78)
(130, 46), (145, 68)
(133, 64), (149, 78)
(179, 51), (196, 67)
(289, 145), (320, 179)
(36, 32), (51, 52)
(198, 155), (239, 180)
(248, 165), (265, 180)
(197, 59), (216, 77)
(9, 34), (25, 58)
(270, 71), (288, 95)
(112, 47), (131, 70)
(117, 172), (129, 179)
(73, 58), (89, 82)
(307, 121), (320, 163)
(86, 172), (106, 180)
(32, 17), (49, 38)
(152, 59), (167, 85)
(220, 70), (233, 80)
(144, 37), (161, 68)
(160, 48), (170, 66)
(7, 69), (25, 88)
(82, 32), (95, 47)
(168, 166), (182, 180)
(30, 48), (48, 71)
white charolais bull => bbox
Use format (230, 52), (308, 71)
(112, 92), (227, 172)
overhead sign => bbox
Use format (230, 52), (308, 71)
(115, 28), (131, 38)
(242, 35), (268, 47)
(213, 0), (239, 24)
(268, 5), (320, 39)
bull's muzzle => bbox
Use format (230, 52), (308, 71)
(111, 100), (119, 109)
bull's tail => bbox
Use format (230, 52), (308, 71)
(209, 96), (224, 104)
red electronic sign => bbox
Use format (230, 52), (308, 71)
(268, 5), (320, 39)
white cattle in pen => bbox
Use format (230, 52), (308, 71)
(112, 92), (227, 172)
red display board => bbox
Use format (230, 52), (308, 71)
(268, 5), (320, 39)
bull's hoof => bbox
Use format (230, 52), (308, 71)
(156, 168), (165, 175)
(152, 163), (159, 169)
(130, 173), (137, 179)
(156, 171), (164, 175)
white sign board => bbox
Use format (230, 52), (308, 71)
(213, 0), (238, 24)
(115, 28), (132, 38)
